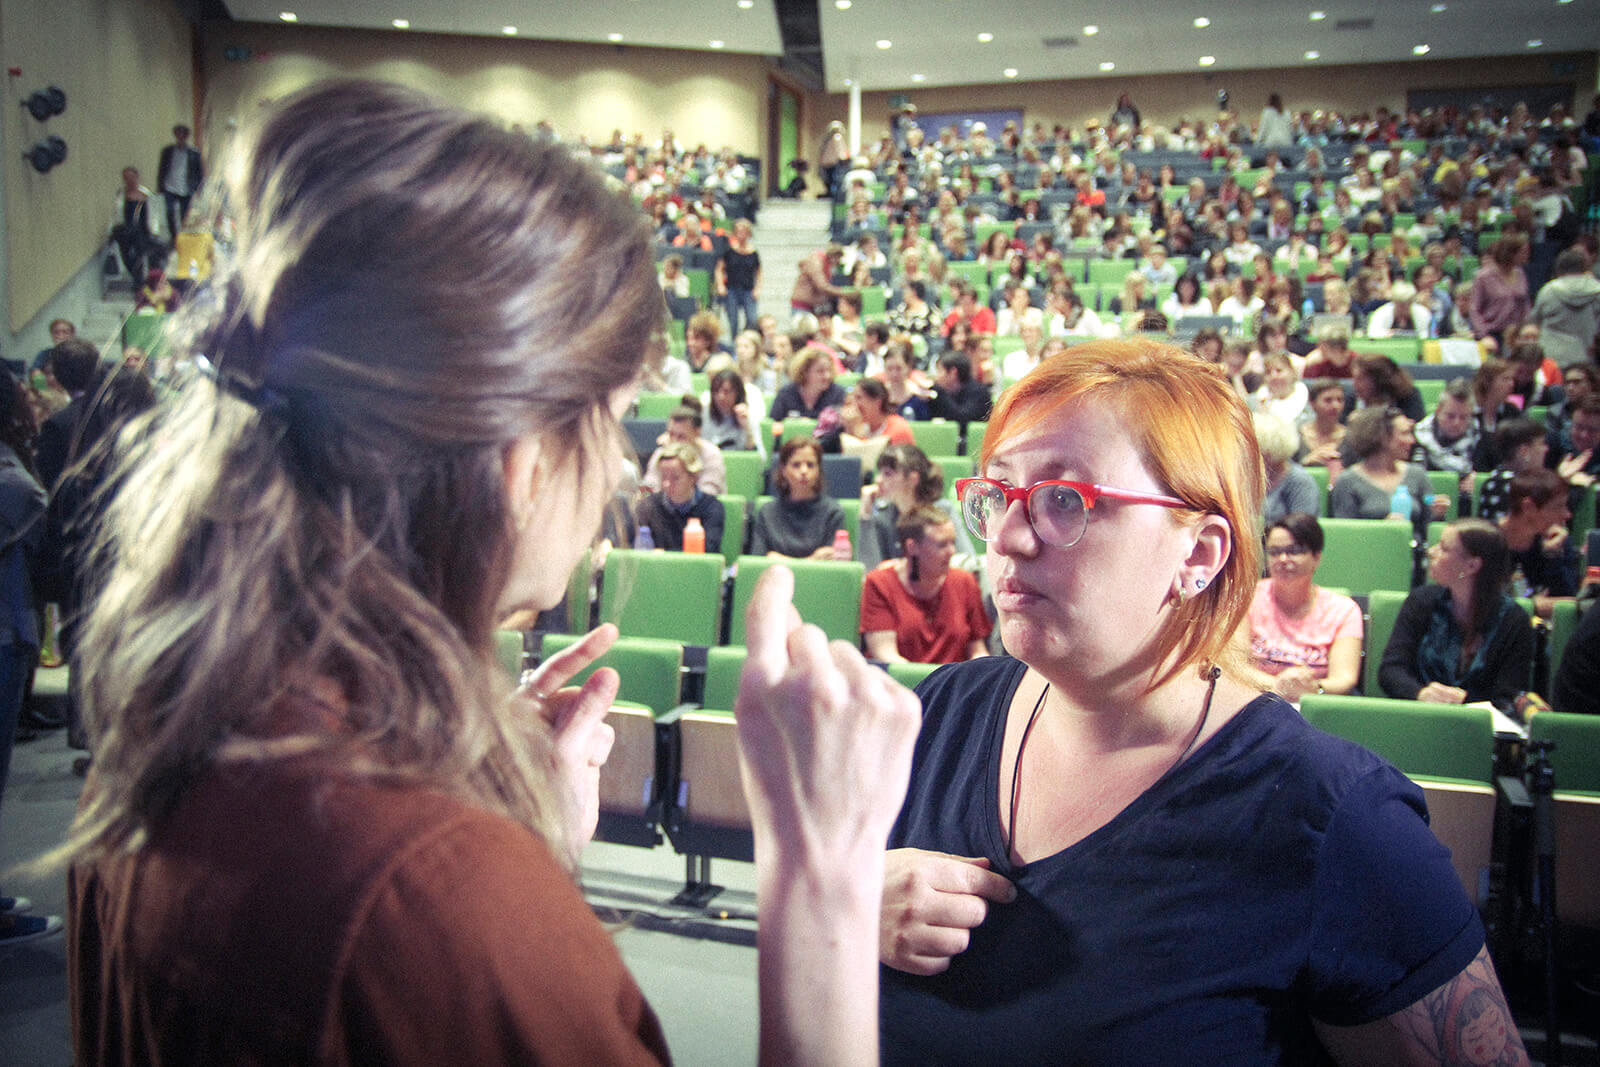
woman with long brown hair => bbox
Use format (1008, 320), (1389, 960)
(58, 80), (916, 1065)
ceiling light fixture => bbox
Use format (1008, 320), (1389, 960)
(875, 39), (892, 49)
(977, 32), (994, 42)
(502, 25), (516, 34)
(1304, 49), (1320, 59)
(1198, 55), (1216, 66)
(279, 11), (297, 21)
(392, 18), (409, 29)
(1193, 17), (1211, 27)
(1412, 43), (1430, 54)
(1430, 2), (1446, 10)
(835, 0), (851, 8)
(738, 0), (753, 7)
(1527, 38), (1544, 46)
(607, 31), (623, 41)
(710, 39), (725, 48)
(1309, 10), (1326, 20)
(1003, 67), (1019, 77)
(911, 73), (926, 82)
(1083, 25), (1099, 35)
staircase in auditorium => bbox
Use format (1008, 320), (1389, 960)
(753, 198), (832, 327)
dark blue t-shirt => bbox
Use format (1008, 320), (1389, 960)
(881, 656), (1483, 1066)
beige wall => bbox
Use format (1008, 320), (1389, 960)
(197, 23), (772, 166)
(814, 52), (1599, 149)
(2, 0), (193, 331)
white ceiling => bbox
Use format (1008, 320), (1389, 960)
(227, 0), (1600, 94)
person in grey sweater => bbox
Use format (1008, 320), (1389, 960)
(1254, 412), (1320, 525)
(1530, 247), (1600, 367)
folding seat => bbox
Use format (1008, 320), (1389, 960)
(599, 549), (724, 646)
(1316, 518), (1414, 596)
(726, 556), (864, 646)
(909, 420), (960, 458)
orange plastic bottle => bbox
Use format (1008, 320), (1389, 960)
(683, 517), (706, 554)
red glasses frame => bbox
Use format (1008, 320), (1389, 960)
(955, 477), (1190, 545)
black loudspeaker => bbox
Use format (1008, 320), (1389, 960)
(21, 85), (67, 122)
(24, 136), (67, 174)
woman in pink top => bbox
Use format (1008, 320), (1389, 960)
(1468, 233), (1532, 350)
(1246, 513), (1363, 701)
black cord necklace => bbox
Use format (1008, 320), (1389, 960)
(1004, 665), (1223, 860)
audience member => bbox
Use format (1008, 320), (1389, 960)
(641, 404), (726, 495)
(1255, 413), (1319, 526)
(838, 378), (915, 469)
(860, 505), (991, 665)
(1551, 598), (1600, 714)
(1330, 406), (1439, 522)
(156, 124), (202, 237)
(926, 351), (992, 428)
(856, 443), (971, 570)
(1411, 378), (1479, 481)
(1380, 519), (1533, 707)
(1298, 379), (1347, 471)
(769, 347), (845, 421)
(111, 166), (165, 285)
(1477, 418), (1548, 523)
(1301, 326), (1356, 379)
(1351, 354), (1425, 422)
(634, 441), (726, 554)
(716, 218), (761, 338)
(1468, 234), (1532, 349)
(750, 437), (845, 559)
(1252, 352), (1308, 423)
(28, 319), (74, 376)
(879, 339), (931, 421)
(36, 340), (101, 491)
(1247, 513), (1363, 701)
(1529, 247), (1600, 368)
(702, 366), (763, 455)
(1496, 468), (1577, 618)
(0, 371), (51, 946)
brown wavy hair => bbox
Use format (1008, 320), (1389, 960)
(49, 80), (661, 870)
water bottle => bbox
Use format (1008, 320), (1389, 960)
(1302, 296), (1315, 319)
(1389, 484), (1412, 521)
(636, 524), (655, 550)
(831, 528), (852, 561)
(683, 517), (706, 554)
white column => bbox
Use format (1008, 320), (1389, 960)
(848, 82), (862, 158)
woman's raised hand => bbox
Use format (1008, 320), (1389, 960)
(518, 623), (621, 866)
(736, 564), (920, 868)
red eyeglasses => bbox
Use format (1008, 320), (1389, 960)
(955, 477), (1190, 548)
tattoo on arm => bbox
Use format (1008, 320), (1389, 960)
(1383, 946), (1529, 1066)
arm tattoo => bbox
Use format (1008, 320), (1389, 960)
(1384, 946), (1530, 1066)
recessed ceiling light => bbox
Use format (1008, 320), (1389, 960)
(501, 25), (516, 35)
(1527, 38), (1544, 46)
(1083, 25), (1099, 35)
(392, 18), (409, 28)
(875, 39), (892, 49)
(844, 78), (853, 86)
(1199, 55), (1216, 65)
(1003, 67), (1019, 77)
(607, 31), (623, 41)
(1193, 16), (1211, 28)
(1412, 43), (1430, 54)
(710, 39), (725, 48)
(1559, 0), (1573, 5)
(835, 0), (851, 8)
(911, 73), (926, 82)
(1099, 61), (1116, 70)
(1309, 10), (1326, 20)
(1304, 49), (1320, 59)
(738, 0), (753, 7)
(1430, 3), (1446, 10)
(977, 32), (994, 42)
(279, 11), (297, 21)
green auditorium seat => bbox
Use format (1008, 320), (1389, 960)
(599, 549), (724, 646)
(1525, 711), (1600, 928)
(910, 420), (961, 458)
(1316, 518), (1414, 596)
(727, 556), (865, 645)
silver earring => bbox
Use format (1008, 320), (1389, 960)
(1194, 577), (1208, 591)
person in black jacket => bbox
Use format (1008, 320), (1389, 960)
(632, 441), (724, 554)
(926, 351), (991, 430)
(157, 124), (203, 237)
(1379, 518), (1534, 708)
(35, 339), (101, 492)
